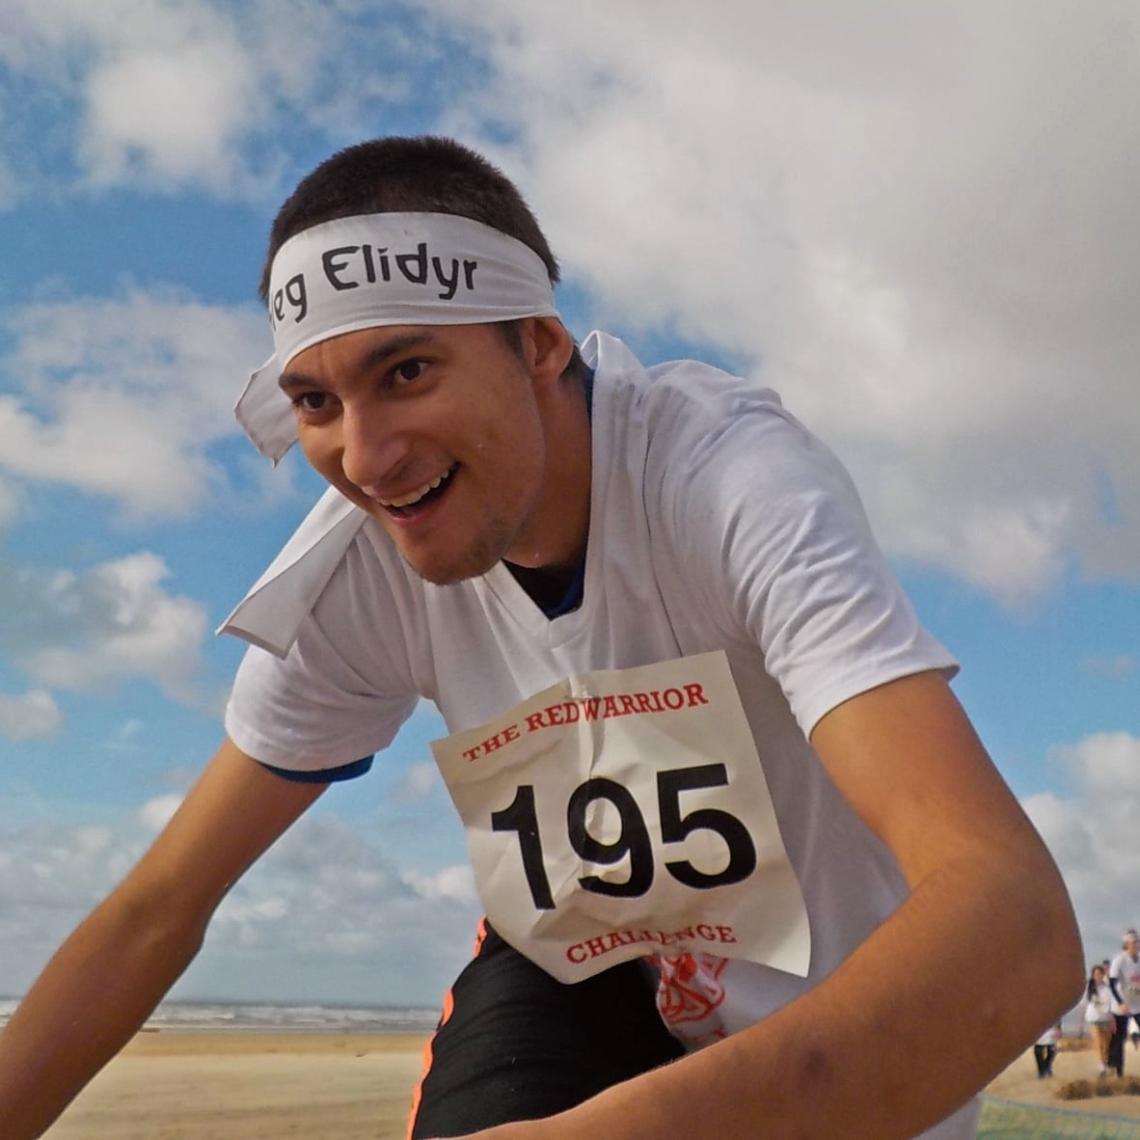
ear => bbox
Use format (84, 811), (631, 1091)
(521, 316), (574, 385)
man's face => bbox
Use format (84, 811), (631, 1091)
(280, 322), (553, 585)
(1127, 936), (1139, 960)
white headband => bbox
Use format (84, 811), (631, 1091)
(235, 212), (560, 462)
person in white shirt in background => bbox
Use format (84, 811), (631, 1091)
(1109, 929), (1140, 1077)
(1084, 963), (1116, 1077)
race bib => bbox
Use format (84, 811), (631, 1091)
(432, 651), (810, 984)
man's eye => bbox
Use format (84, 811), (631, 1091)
(393, 359), (425, 384)
(292, 392), (327, 412)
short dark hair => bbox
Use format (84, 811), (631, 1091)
(259, 136), (580, 377)
(260, 136), (561, 299)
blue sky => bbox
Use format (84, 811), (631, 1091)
(0, 0), (1137, 1006)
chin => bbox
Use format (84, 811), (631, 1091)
(387, 506), (520, 586)
(400, 539), (504, 587)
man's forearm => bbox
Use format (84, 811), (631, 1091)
(0, 888), (207, 1139)
(1109, 975), (1125, 1008)
(495, 845), (1081, 1139)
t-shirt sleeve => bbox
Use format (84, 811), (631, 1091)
(259, 756), (375, 784)
(224, 541), (419, 775)
(656, 385), (957, 738)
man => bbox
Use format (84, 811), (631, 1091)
(1109, 929), (1140, 1077)
(0, 136), (1081, 1139)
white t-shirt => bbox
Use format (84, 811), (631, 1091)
(1085, 982), (1114, 1024)
(1110, 951), (1140, 1014)
(223, 331), (975, 1137)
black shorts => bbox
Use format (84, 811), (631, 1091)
(408, 920), (685, 1138)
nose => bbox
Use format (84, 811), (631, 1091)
(339, 399), (411, 492)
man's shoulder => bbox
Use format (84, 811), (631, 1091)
(591, 331), (784, 414)
(589, 331), (804, 472)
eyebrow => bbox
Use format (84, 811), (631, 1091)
(278, 331), (437, 392)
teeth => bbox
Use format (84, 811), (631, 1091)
(379, 466), (453, 508)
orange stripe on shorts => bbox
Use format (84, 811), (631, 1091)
(405, 916), (490, 1140)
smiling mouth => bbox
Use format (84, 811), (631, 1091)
(379, 464), (458, 517)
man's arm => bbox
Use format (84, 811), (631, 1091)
(468, 671), (1083, 1139)
(1108, 958), (1127, 1012)
(0, 738), (327, 1139)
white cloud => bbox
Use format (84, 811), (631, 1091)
(107, 718), (144, 751)
(198, 810), (479, 998)
(138, 793), (183, 832)
(0, 0), (415, 198)
(0, 799), (479, 1003)
(0, 551), (212, 708)
(0, 820), (140, 978)
(420, 0), (1140, 603)
(0, 689), (62, 740)
(391, 760), (443, 803)
(875, 487), (1074, 605)
(72, 824), (115, 855)
(82, 40), (261, 192)
(402, 863), (477, 904)
(1023, 732), (1140, 958)
(2, 0), (267, 194)
(0, 289), (268, 517)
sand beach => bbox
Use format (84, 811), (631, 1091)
(985, 1037), (1140, 1124)
(39, 1027), (1140, 1138)
(42, 1030), (429, 1139)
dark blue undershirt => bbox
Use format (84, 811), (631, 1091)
(262, 366), (594, 786)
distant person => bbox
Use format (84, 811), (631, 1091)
(1085, 963), (1116, 1077)
(0, 135), (1084, 1140)
(1108, 929), (1140, 1077)
(1033, 1024), (1060, 1079)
